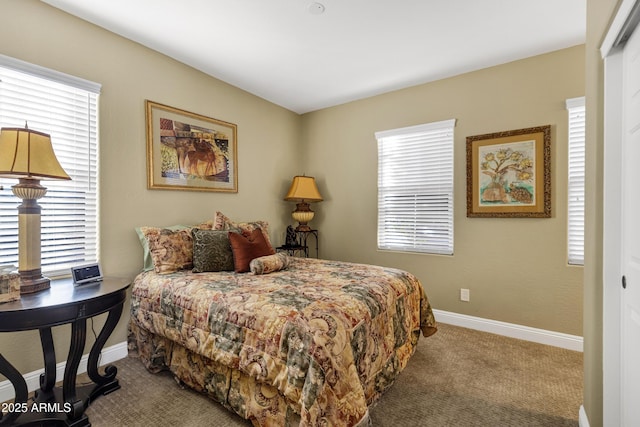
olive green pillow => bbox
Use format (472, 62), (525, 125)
(192, 229), (235, 272)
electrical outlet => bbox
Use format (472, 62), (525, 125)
(460, 288), (470, 302)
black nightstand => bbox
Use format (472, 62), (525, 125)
(276, 244), (308, 257)
(0, 277), (130, 426)
(276, 229), (319, 258)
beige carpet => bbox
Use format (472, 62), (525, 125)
(84, 323), (582, 426)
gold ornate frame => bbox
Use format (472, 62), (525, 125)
(146, 100), (238, 192)
(466, 125), (551, 218)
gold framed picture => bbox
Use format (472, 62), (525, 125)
(466, 125), (551, 218)
(146, 100), (238, 192)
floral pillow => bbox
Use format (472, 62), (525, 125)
(250, 253), (290, 275)
(214, 211), (273, 252)
(136, 220), (214, 271)
(139, 227), (194, 274)
(228, 228), (276, 273)
(192, 229), (234, 272)
(136, 225), (188, 271)
(196, 219), (215, 230)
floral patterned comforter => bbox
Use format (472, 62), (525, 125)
(129, 257), (437, 426)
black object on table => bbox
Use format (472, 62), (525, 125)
(0, 277), (130, 426)
(277, 229), (319, 258)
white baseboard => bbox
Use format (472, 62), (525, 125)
(432, 309), (584, 352)
(0, 341), (128, 403)
(579, 405), (590, 427)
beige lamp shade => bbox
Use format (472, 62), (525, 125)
(0, 126), (71, 181)
(284, 175), (323, 202)
(0, 125), (71, 294)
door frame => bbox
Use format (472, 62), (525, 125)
(601, 1), (640, 425)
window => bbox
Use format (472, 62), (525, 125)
(0, 55), (100, 277)
(375, 119), (455, 255)
(566, 96), (585, 265)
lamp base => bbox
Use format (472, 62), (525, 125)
(19, 269), (50, 294)
(291, 202), (315, 233)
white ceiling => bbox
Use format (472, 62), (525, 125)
(42, 0), (586, 114)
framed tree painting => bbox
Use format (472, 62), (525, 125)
(146, 100), (238, 192)
(466, 125), (551, 218)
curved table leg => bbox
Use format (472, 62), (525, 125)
(87, 304), (123, 388)
(38, 327), (57, 393)
(0, 354), (29, 426)
(64, 318), (87, 421)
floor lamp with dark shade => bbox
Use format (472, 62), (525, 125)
(0, 124), (71, 294)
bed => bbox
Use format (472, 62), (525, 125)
(129, 214), (437, 427)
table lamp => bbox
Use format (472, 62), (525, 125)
(284, 175), (323, 231)
(0, 124), (71, 294)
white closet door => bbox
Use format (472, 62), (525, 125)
(621, 18), (640, 426)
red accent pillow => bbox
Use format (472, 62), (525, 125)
(228, 229), (276, 273)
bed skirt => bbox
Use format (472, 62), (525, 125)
(129, 323), (378, 426)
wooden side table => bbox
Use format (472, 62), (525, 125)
(0, 277), (130, 426)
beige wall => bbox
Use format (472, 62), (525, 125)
(0, 0), (301, 374)
(302, 46), (585, 336)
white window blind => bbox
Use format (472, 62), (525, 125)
(566, 96), (585, 265)
(0, 55), (101, 277)
(376, 119), (455, 255)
